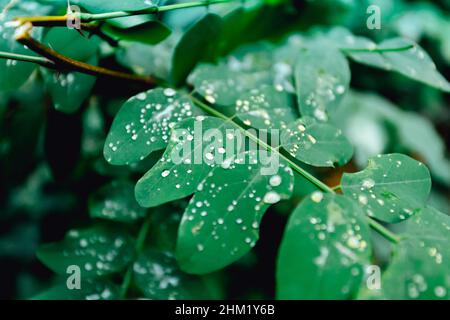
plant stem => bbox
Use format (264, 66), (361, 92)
(368, 219), (401, 243)
(332, 184), (341, 191)
(0, 50), (55, 68)
(14, 30), (156, 85)
(341, 44), (415, 53)
(120, 214), (152, 299)
(190, 95), (401, 244)
(15, 0), (234, 26)
(190, 95), (334, 193)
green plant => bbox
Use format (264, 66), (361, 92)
(0, 0), (449, 300)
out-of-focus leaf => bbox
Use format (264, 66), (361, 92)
(89, 180), (147, 222)
(37, 225), (134, 278)
(102, 21), (171, 45)
(171, 13), (223, 85)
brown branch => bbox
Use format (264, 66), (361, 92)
(15, 23), (155, 85)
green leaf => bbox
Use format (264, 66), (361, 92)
(0, 7), (44, 92)
(176, 150), (294, 274)
(102, 21), (171, 45)
(42, 61), (97, 113)
(104, 88), (200, 165)
(116, 33), (179, 80)
(362, 207), (450, 300)
(42, 28), (99, 113)
(33, 279), (120, 300)
(133, 250), (210, 299)
(135, 116), (294, 273)
(341, 153), (432, 223)
(281, 117), (353, 167)
(235, 85), (298, 129)
(135, 116), (240, 208)
(171, 13), (223, 85)
(276, 193), (372, 299)
(347, 38), (450, 92)
(89, 180), (147, 223)
(188, 63), (272, 106)
(37, 225), (134, 278)
(294, 42), (350, 122)
(43, 28), (99, 62)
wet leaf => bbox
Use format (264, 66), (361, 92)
(277, 193), (372, 299)
(294, 42), (350, 121)
(104, 88), (199, 165)
(133, 250), (210, 299)
(37, 225), (134, 278)
(176, 150), (293, 274)
(341, 154), (432, 223)
(188, 63), (271, 106)
(235, 85), (298, 129)
(362, 207), (450, 300)
(281, 117), (353, 167)
(89, 180), (147, 223)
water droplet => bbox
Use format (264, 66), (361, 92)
(311, 191), (323, 203)
(263, 191), (281, 204)
(269, 175), (282, 187)
(362, 178), (375, 189)
(163, 88), (176, 97)
(161, 170), (170, 177)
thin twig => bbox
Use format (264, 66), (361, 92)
(0, 50), (56, 68)
(341, 44), (415, 53)
(15, 27), (155, 85)
(14, 0), (234, 27)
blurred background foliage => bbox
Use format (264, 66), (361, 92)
(0, 0), (449, 299)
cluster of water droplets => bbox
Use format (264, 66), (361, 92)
(133, 251), (185, 300)
(62, 228), (133, 276)
(105, 88), (195, 164)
